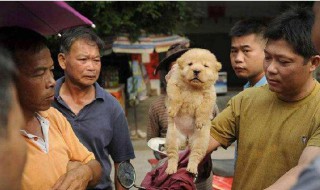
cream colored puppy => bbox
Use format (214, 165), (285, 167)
(165, 48), (221, 175)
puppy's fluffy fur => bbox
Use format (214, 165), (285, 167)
(165, 48), (221, 174)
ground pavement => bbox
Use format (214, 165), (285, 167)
(111, 90), (240, 188)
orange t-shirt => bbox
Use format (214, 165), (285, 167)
(21, 107), (95, 190)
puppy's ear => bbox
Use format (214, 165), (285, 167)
(176, 57), (184, 69)
(215, 61), (222, 71)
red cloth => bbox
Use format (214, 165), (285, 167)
(141, 149), (199, 190)
(212, 175), (233, 190)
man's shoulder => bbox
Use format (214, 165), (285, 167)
(95, 84), (125, 113)
(150, 95), (166, 107)
(239, 84), (270, 98)
(39, 107), (66, 123)
(38, 107), (70, 132)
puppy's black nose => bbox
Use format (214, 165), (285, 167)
(193, 70), (200, 76)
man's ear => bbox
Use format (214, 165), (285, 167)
(310, 55), (320, 72)
(57, 53), (67, 70)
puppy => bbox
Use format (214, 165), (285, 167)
(165, 48), (221, 175)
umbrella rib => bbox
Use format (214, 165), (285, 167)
(18, 2), (58, 34)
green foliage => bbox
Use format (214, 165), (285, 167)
(68, 2), (200, 41)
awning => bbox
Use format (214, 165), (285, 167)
(112, 34), (190, 54)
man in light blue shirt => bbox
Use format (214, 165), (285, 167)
(230, 19), (268, 89)
(230, 19), (268, 168)
(243, 75), (267, 89)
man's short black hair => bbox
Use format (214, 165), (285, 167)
(264, 6), (317, 59)
(229, 18), (267, 38)
(59, 26), (104, 54)
(0, 26), (48, 66)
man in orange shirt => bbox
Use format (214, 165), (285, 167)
(0, 26), (102, 190)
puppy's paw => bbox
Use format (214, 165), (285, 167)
(166, 161), (178, 174)
(187, 162), (198, 174)
(195, 121), (205, 130)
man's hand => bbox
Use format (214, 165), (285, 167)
(51, 164), (93, 190)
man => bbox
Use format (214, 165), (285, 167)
(207, 6), (320, 190)
(0, 47), (26, 190)
(0, 26), (102, 190)
(53, 26), (135, 190)
(230, 18), (267, 88)
(291, 2), (320, 189)
(229, 18), (268, 169)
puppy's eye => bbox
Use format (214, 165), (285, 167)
(188, 63), (193, 66)
(204, 65), (208, 68)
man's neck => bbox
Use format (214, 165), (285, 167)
(59, 79), (96, 115)
(62, 79), (95, 100)
(277, 78), (316, 102)
(248, 72), (265, 87)
(21, 109), (43, 138)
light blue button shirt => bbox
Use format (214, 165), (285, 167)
(243, 75), (267, 89)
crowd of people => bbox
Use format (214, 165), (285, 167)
(1, 2), (320, 190)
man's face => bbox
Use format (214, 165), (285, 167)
(263, 39), (313, 99)
(0, 85), (27, 190)
(60, 39), (101, 87)
(312, 2), (320, 53)
(230, 33), (266, 81)
(15, 47), (55, 113)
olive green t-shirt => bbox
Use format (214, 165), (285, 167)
(211, 82), (320, 190)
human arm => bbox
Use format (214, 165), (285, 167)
(207, 136), (222, 154)
(51, 159), (102, 190)
(265, 146), (320, 190)
(207, 104), (219, 153)
(49, 108), (102, 189)
(291, 155), (320, 190)
(108, 105), (135, 189)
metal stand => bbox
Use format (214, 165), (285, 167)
(130, 98), (140, 140)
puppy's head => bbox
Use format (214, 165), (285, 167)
(176, 48), (222, 88)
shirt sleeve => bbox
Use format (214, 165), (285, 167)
(210, 96), (240, 149)
(108, 107), (135, 162)
(53, 108), (95, 163)
(307, 108), (320, 147)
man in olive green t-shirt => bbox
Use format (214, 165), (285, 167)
(208, 6), (320, 190)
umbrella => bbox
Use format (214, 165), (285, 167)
(0, 1), (94, 36)
(112, 34), (190, 54)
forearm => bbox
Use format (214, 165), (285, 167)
(266, 147), (320, 190)
(206, 136), (221, 154)
(265, 165), (306, 190)
(52, 159), (102, 190)
(114, 162), (126, 190)
(86, 159), (102, 187)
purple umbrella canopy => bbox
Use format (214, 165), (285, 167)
(0, 1), (94, 36)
